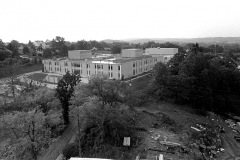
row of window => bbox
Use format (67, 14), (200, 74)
(133, 65), (153, 76)
(133, 58), (157, 68)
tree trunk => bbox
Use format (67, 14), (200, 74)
(62, 102), (69, 125)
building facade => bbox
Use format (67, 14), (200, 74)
(42, 49), (163, 82)
(145, 47), (178, 63)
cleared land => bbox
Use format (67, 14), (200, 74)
(130, 101), (240, 160)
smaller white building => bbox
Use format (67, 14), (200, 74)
(145, 47), (178, 63)
(68, 50), (92, 59)
(122, 49), (143, 58)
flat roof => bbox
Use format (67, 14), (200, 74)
(146, 48), (177, 49)
(122, 48), (143, 50)
(46, 55), (154, 64)
(112, 55), (152, 63)
(69, 50), (91, 52)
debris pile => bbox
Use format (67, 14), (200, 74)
(190, 125), (224, 159)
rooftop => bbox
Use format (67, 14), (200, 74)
(122, 48), (143, 50)
(44, 54), (154, 64)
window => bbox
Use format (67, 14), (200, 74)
(133, 62), (135, 67)
(86, 64), (88, 68)
(133, 69), (135, 75)
(118, 73), (120, 79)
(111, 72), (113, 78)
(164, 57), (168, 60)
(111, 65), (113, 70)
(74, 63), (80, 67)
(65, 62), (68, 66)
(118, 65), (120, 70)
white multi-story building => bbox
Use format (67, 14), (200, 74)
(42, 49), (164, 83)
(145, 47), (178, 63)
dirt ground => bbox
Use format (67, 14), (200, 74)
(131, 101), (240, 160)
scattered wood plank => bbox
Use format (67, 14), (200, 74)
(159, 141), (181, 146)
(191, 126), (201, 132)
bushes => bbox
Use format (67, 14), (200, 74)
(62, 143), (79, 159)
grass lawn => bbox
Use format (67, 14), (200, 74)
(131, 74), (151, 91)
(20, 63), (43, 74)
(0, 63), (43, 79)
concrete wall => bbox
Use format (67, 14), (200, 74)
(68, 50), (92, 59)
(122, 49), (143, 58)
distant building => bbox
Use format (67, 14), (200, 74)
(42, 49), (163, 83)
(36, 45), (44, 55)
(34, 41), (50, 55)
(145, 47), (178, 63)
(18, 45), (24, 54)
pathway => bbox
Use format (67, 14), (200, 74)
(38, 121), (77, 160)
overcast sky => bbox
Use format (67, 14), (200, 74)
(1, 0), (240, 43)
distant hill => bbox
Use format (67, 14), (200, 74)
(101, 39), (124, 43)
(102, 37), (240, 45)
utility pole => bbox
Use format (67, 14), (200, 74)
(129, 79), (132, 109)
(77, 107), (81, 157)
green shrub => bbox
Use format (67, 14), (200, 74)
(62, 143), (79, 159)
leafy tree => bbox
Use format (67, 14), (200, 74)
(6, 40), (20, 57)
(4, 61), (22, 97)
(51, 36), (68, 56)
(111, 44), (121, 54)
(151, 47), (240, 114)
(0, 109), (51, 160)
(0, 50), (11, 61)
(75, 40), (90, 50)
(74, 74), (130, 107)
(43, 48), (53, 58)
(23, 46), (30, 54)
(0, 39), (5, 47)
(168, 52), (186, 75)
(56, 71), (80, 125)
(28, 40), (36, 55)
(70, 96), (136, 158)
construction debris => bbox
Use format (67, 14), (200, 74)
(159, 141), (181, 146)
(191, 126), (201, 132)
(148, 148), (175, 154)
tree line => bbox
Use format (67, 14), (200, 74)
(149, 43), (240, 115)
(2, 37), (240, 59)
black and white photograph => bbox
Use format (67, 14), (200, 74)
(1, 0), (240, 159)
